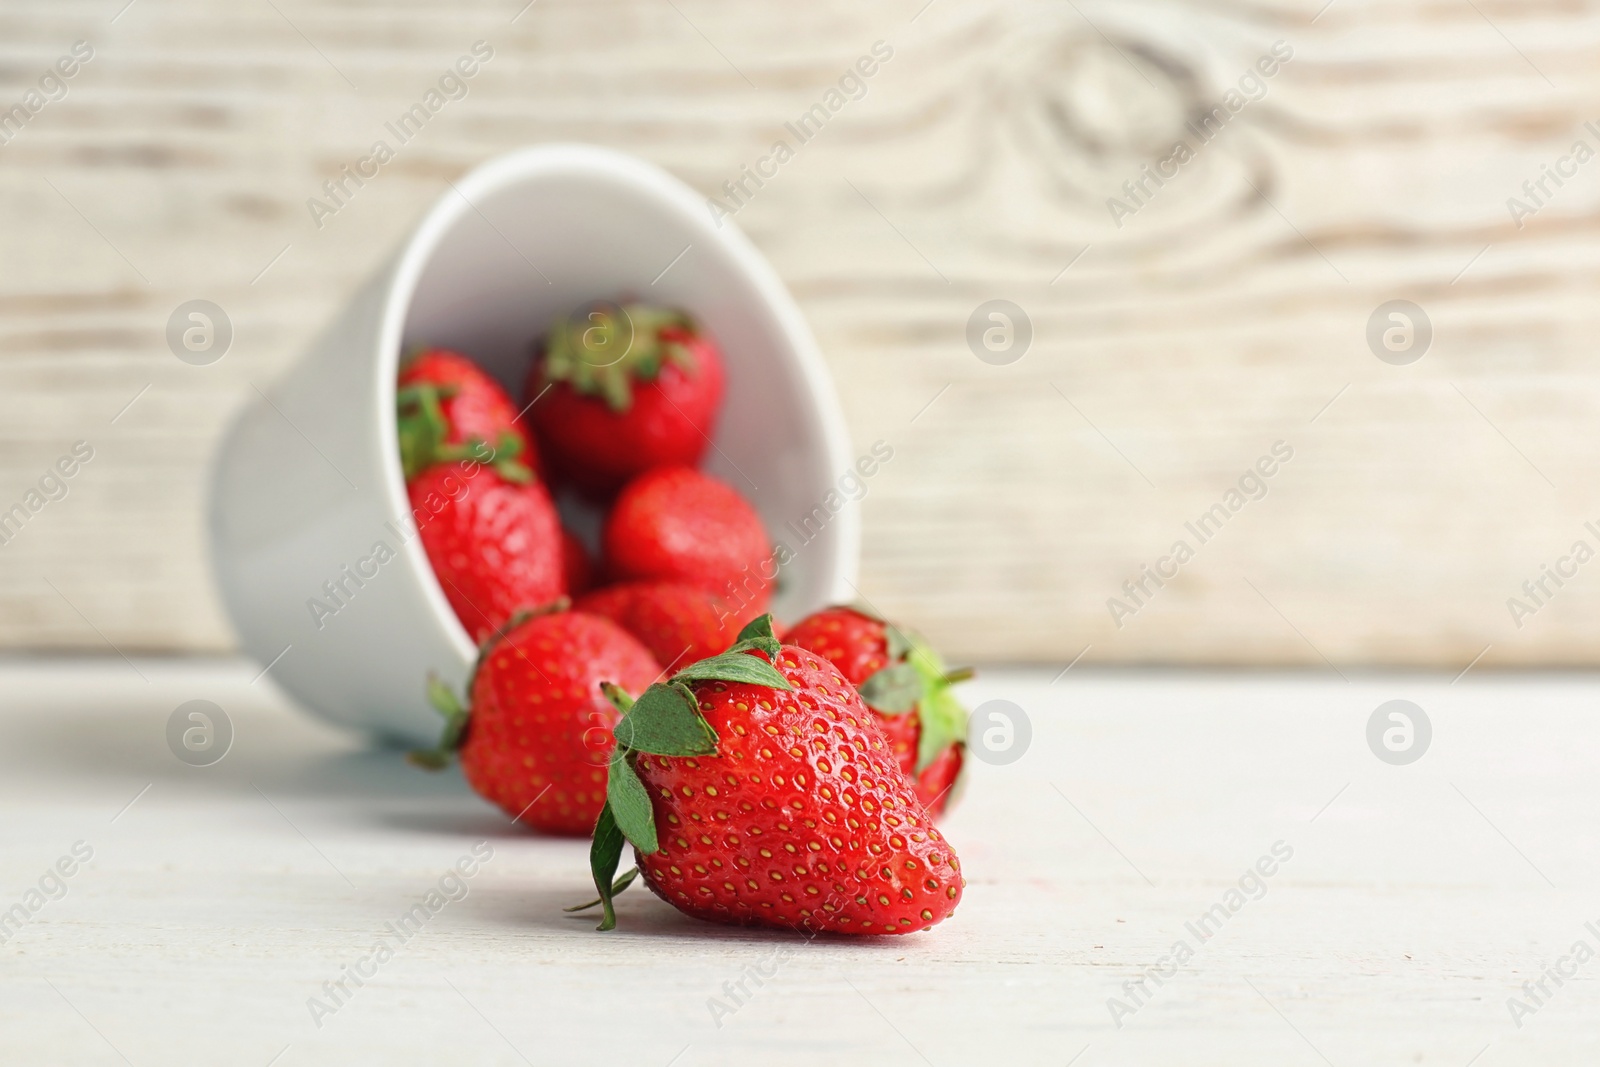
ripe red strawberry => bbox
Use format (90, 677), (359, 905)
(574, 581), (745, 671)
(527, 304), (724, 496)
(603, 466), (771, 613)
(787, 606), (889, 683)
(574, 617), (964, 934)
(398, 347), (539, 481)
(409, 461), (565, 642)
(411, 605), (661, 836)
(560, 528), (595, 596)
(787, 606), (971, 817)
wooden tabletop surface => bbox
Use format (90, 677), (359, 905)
(0, 658), (1592, 1065)
(6, 2), (1600, 667)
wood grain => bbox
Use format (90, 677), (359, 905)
(2, 0), (1599, 665)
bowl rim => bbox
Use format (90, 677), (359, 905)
(371, 144), (859, 662)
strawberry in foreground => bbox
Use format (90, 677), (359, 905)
(527, 303), (724, 496)
(603, 466), (772, 614)
(572, 616), (964, 934)
(411, 604), (661, 836)
(409, 460), (565, 642)
(398, 347), (539, 482)
(786, 606), (972, 818)
(574, 581), (747, 671)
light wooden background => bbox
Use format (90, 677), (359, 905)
(4, 0), (1600, 667)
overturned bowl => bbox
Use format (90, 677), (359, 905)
(209, 144), (858, 745)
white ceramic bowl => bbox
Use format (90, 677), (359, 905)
(209, 145), (858, 745)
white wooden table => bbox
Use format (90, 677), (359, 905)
(1, 659), (1594, 1065)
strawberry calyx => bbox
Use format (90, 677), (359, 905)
(406, 673), (468, 769)
(857, 662), (920, 712)
(561, 866), (640, 916)
(396, 382), (452, 479)
(576, 614), (790, 930)
(541, 303), (700, 414)
(454, 431), (533, 485)
(396, 381), (533, 483)
(859, 628), (974, 775)
(405, 598), (572, 770)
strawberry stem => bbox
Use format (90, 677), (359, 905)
(408, 672), (470, 769)
(564, 868), (638, 914)
(539, 303), (699, 414)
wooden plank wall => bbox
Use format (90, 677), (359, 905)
(2, 0), (1598, 667)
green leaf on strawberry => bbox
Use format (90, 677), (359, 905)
(672, 651), (791, 690)
(606, 754), (658, 855)
(858, 662), (922, 714)
(396, 383), (453, 480)
(586, 803), (627, 931)
(730, 613), (782, 657)
(542, 304), (700, 414)
(845, 623), (974, 774)
(610, 681), (718, 757)
(899, 634), (974, 773)
(397, 381), (533, 483)
(916, 685), (968, 774)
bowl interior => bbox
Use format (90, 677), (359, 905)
(390, 151), (852, 629)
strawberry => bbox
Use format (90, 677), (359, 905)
(574, 581), (745, 671)
(409, 460), (565, 642)
(573, 616), (964, 934)
(411, 605), (661, 836)
(602, 466), (771, 614)
(398, 347), (539, 482)
(786, 606), (972, 818)
(560, 527), (595, 597)
(527, 304), (724, 496)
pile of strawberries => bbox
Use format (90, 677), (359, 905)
(399, 303), (971, 936)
